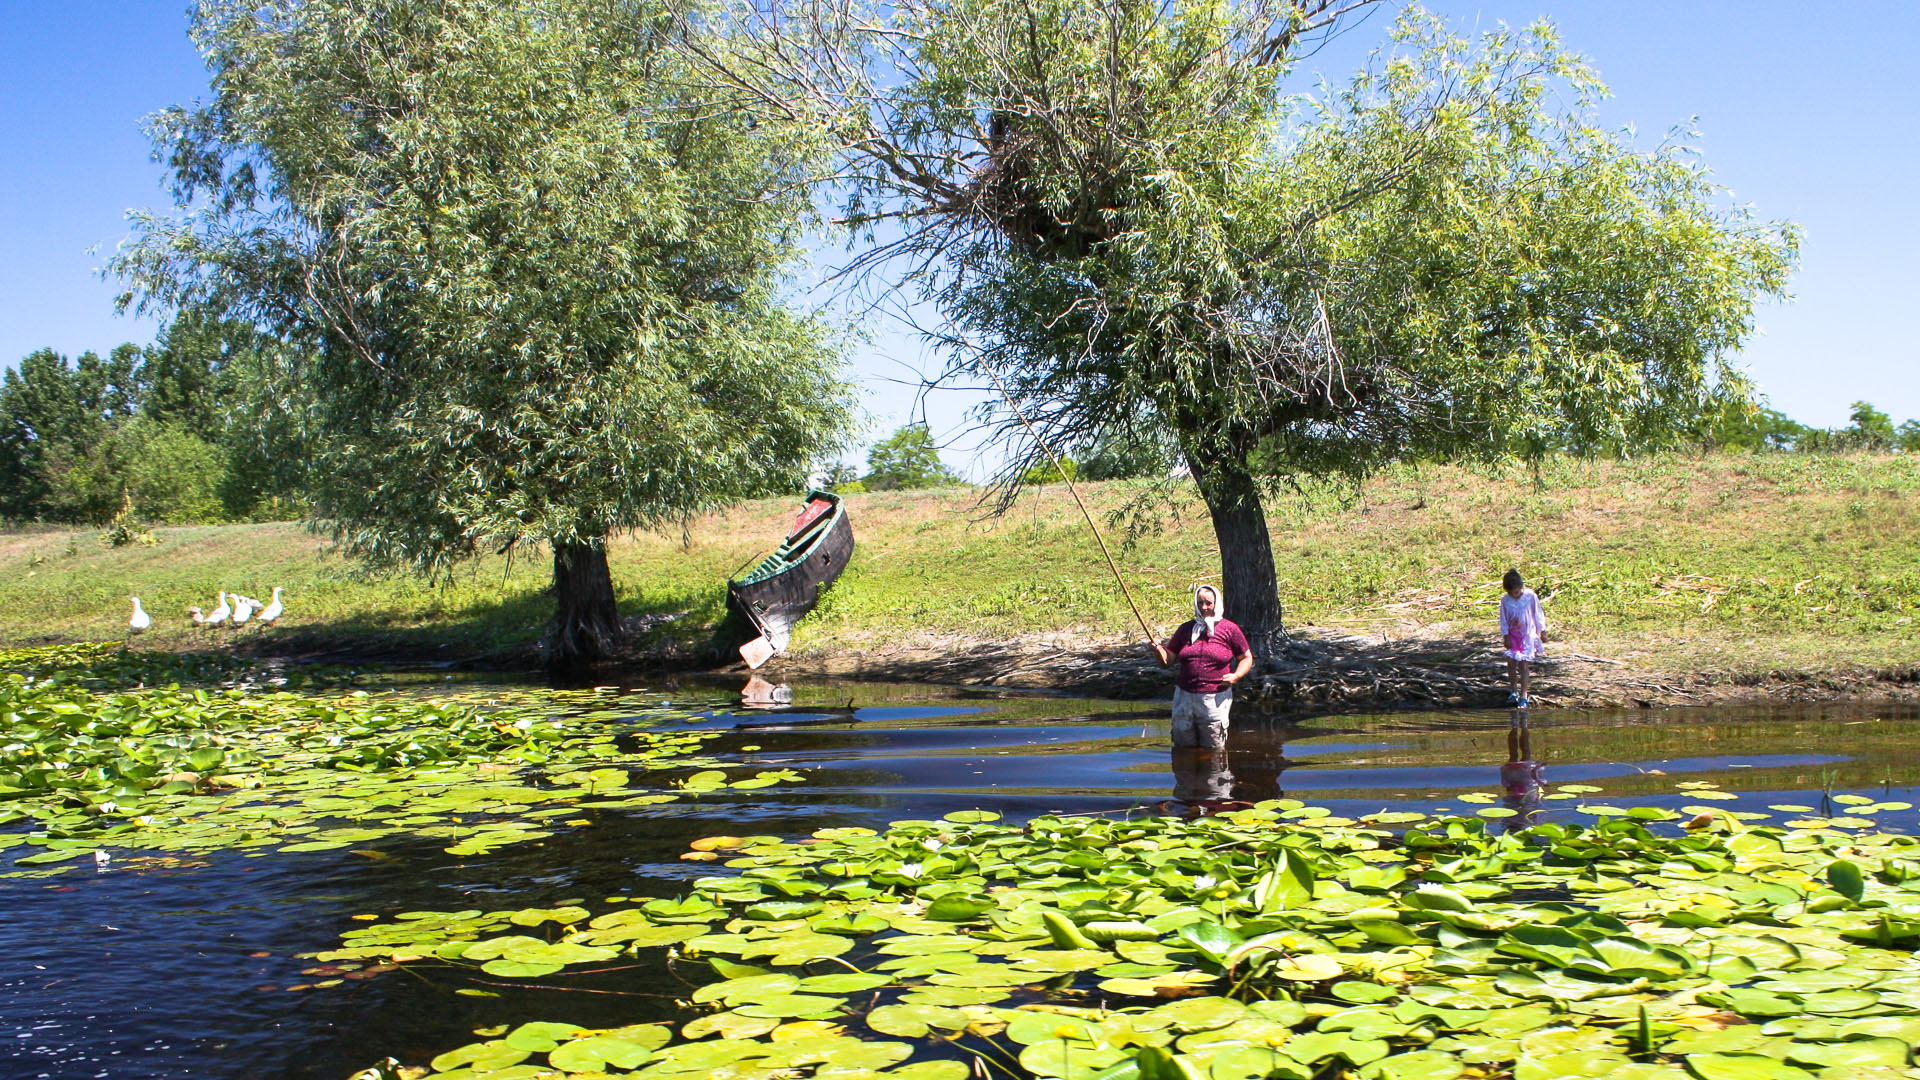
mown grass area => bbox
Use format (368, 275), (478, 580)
(0, 452), (1915, 677)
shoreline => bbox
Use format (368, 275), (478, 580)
(755, 626), (1920, 711)
(57, 622), (1909, 712)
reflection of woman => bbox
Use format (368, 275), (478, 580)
(1500, 710), (1545, 828)
(1170, 746), (1234, 804)
(1150, 585), (1253, 749)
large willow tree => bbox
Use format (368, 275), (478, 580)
(702, 0), (1798, 660)
(115, 0), (853, 662)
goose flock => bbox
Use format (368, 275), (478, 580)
(180, 586), (285, 630)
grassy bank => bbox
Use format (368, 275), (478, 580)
(1, 453), (1915, 683)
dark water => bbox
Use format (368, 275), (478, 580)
(6, 678), (1920, 1080)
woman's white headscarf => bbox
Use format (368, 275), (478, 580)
(1191, 585), (1223, 640)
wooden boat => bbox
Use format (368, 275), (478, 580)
(727, 489), (854, 668)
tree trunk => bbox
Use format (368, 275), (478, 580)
(1186, 445), (1285, 668)
(551, 540), (622, 666)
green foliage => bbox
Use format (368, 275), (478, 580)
(0, 315), (309, 525)
(1017, 455), (1077, 487)
(0, 644), (799, 874)
(1842, 401), (1897, 451)
(320, 791), (1920, 1080)
(112, 0), (854, 654)
(1694, 399), (1808, 452)
(733, 0), (1799, 643)
(0, 346), (142, 522)
(1076, 421), (1179, 481)
(862, 425), (962, 490)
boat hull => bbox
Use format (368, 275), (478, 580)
(727, 494), (854, 664)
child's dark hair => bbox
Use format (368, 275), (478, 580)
(1502, 569), (1523, 592)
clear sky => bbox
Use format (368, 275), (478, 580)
(4, 1), (1915, 478)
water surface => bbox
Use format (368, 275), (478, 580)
(6, 676), (1918, 1080)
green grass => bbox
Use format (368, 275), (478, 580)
(2, 452), (1916, 678)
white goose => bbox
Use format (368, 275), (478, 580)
(206, 592), (231, 627)
(128, 598), (151, 633)
(231, 593), (256, 625)
(256, 587), (283, 625)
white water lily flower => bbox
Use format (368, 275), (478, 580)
(921, 838), (944, 852)
(898, 862), (925, 879)
(97, 801), (118, 814)
(515, 718), (533, 730)
(1193, 874), (1219, 890)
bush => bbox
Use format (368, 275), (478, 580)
(123, 419), (230, 524)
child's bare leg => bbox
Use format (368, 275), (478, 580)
(1518, 661), (1532, 704)
(1506, 657), (1518, 694)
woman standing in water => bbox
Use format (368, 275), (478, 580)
(1151, 585), (1253, 748)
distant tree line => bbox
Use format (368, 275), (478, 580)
(1697, 399), (1920, 454)
(828, 398), (1920, 496)
(0, 312), (308, 525)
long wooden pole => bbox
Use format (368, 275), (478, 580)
(987, 375), (1157, 645)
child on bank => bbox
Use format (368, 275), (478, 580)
(1499, 568), (1548, 708)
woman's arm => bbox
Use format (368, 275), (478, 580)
(1222, 651), (1254, 685)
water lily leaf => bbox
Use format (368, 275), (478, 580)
(1681, 1052), (1814, 1080)
(1173, 921), (1242, 963)
(944, 810), (1000, 823)
(479, 958), (564, 978)
(811, 912), (891, 936)
(735, 993), (847, 1019)
(1699, 989), (1805, 1019)
(798, 973), (892, 994)
(504, 1021), (588, 1053)
(1516, 1051), (1636, 1079)
(1784, 1037), (1910, 1069)
(1209, 1045), (1312, 1080)
(431, 1040), (531, 1073)
(744, 900), (826, 921)
(867, 1004), (972, 1039)
(1266, 953), (1343, 982)
(885, 1062), (973, 1080)
(509, 906), (589, 927)
(1283, 1031), (1390, 1067)
(1017, 1038), (1126, 1079)
(1359, 1050), (1466, 1080)
(1252, 850), (1315, 913)
(898, 986), (1010, 1007)
(925, 897), (993, 922)
(1152, 996), (1247, 1033)
(1825, 860), (1866, 902)
(1098, 971), (1218, 997)
(1331, 981), (1401, 1005)
(1012, 949), (1114, 974)
(1796, 989), (1880, 1014)
(1497, 970), (1637, 1002)
(681, 1010), (780, 1040)
(548, 1033), (658, 1072)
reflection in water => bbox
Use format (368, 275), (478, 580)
(1500, 709), (1545, 829)
(1168, 726), (1289, 811)
(740, 675), (794, 707)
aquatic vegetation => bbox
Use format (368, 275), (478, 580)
(0, 646), (798, 875)
(328, 797), (1920, 1080)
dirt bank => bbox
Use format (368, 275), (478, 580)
(754, 626), (1920, 711)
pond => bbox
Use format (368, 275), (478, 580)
(5, 655), (1920, 1080)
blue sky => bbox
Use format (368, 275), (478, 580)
(3, 1), (1915, 477)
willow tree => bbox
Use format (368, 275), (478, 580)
(115, 0), (853, 662)
(701, 1), (1798, 661)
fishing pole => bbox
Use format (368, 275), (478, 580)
(986, 373), (1157, 646)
